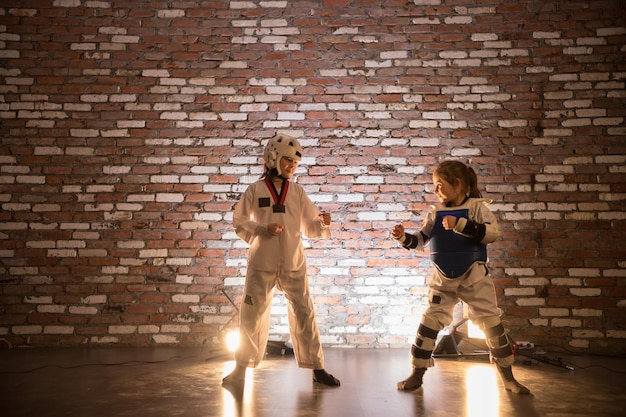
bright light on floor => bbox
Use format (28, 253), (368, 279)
(465, 365), (499, 417)
(226, 330), (240, 352)
(222, 361), (254, 417)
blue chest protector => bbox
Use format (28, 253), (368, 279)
(429, 208), (487, 278)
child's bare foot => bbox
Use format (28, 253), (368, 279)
(397, 367), (426, 391)
(496, 365), (531, 395)
(222, 366), (246, 390)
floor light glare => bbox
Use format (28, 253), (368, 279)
(465, 365), (499, 417)
(226, 330), (240, 352)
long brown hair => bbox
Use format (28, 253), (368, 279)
(260, 166), (279, 180)
(435, 160), (482, 198)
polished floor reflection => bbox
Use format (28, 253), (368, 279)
(1, 345), (624, 417)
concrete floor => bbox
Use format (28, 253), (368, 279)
(0, 344), (624, 417)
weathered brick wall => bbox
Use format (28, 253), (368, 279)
(0, 1), (624, 354)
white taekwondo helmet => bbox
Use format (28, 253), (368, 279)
(263, 134), (303, 176)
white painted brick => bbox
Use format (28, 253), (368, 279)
(24, 295), (52, 304)
(85, 204), (114, 212)
(594, 117), (623, 126)
(440, 51), (467, 59)
(562, 118), (591, 127)
(109, 325), (137, 334)
(526, 66), (554, 73)
(518, 278), (549, 286)
(169, 258), (194, 268)
(606, 330), (626, 339)
(422, 111), (451, 120)
(355, 175), (384, 184)
(505, 268), (535, 276)
(180, 175), (208, 183)
(501, 48), (529, 57)
(453, 58), (481, 66)
(172, 294), (200, 303)
(156, 193), (185, 203)
(568, 268), (600, 277)
(89, 336), (118, 344)
(470, 50), (499, 58)
(471, 33), (498, 41)
(57, 240), (86, 249)
(445, 16), (472, 24)
(529, 318), (549, 327)
(160, 324), (190, 333)
(515, 298), (545, 306)
(69, 306), (98, 315)
(16, 175), (45, 184)
(60, 223), (91, 230)
(12, 325), (43, 335)
(3, 203), (31, 211)
(78, 295), (106, 305)
(337, 193), (364, 202)
(47, 249), (77, 257)
(552, 318), (581, 328)
(357, 212), (386, 221)
(504, 287), (535, 296)
(534, 212), (561, 220)
(220, 112), (247, 121)
(499, 119), (528, 127)
(138, 325), (160, 334)
(570, 288), (601, 297)
(139, 249), (168, 258)
(572, 329), (604, 338)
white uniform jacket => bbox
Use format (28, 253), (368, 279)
(233, 179), (330, 272)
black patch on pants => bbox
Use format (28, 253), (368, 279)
(244, 295), (253, 306)
(432, 295), (442, 304)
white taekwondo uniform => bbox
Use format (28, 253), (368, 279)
(233, 177), (330, 369)
(398, 198), (515, 369)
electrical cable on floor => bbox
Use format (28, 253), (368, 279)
(537, 343), (626, 360)
(513, 346), (626, 374)
(435, 334), (626, 375)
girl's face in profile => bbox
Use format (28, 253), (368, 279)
(279, 156), (298, 179)
(433, 173), (464, 206)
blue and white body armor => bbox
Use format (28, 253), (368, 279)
(429, 208), (487, 278)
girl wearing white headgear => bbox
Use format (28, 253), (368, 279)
(222, 134), (340, 389)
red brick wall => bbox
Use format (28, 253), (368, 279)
(0, 1), (624, 354)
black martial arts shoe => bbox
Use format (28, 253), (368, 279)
(313, 369), (340, 386)
(397, 367), (426, 391)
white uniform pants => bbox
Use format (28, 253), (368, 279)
(235, 266), (324, 370)
(427, 263), (501, 327)
(411, 262), (513, 368)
